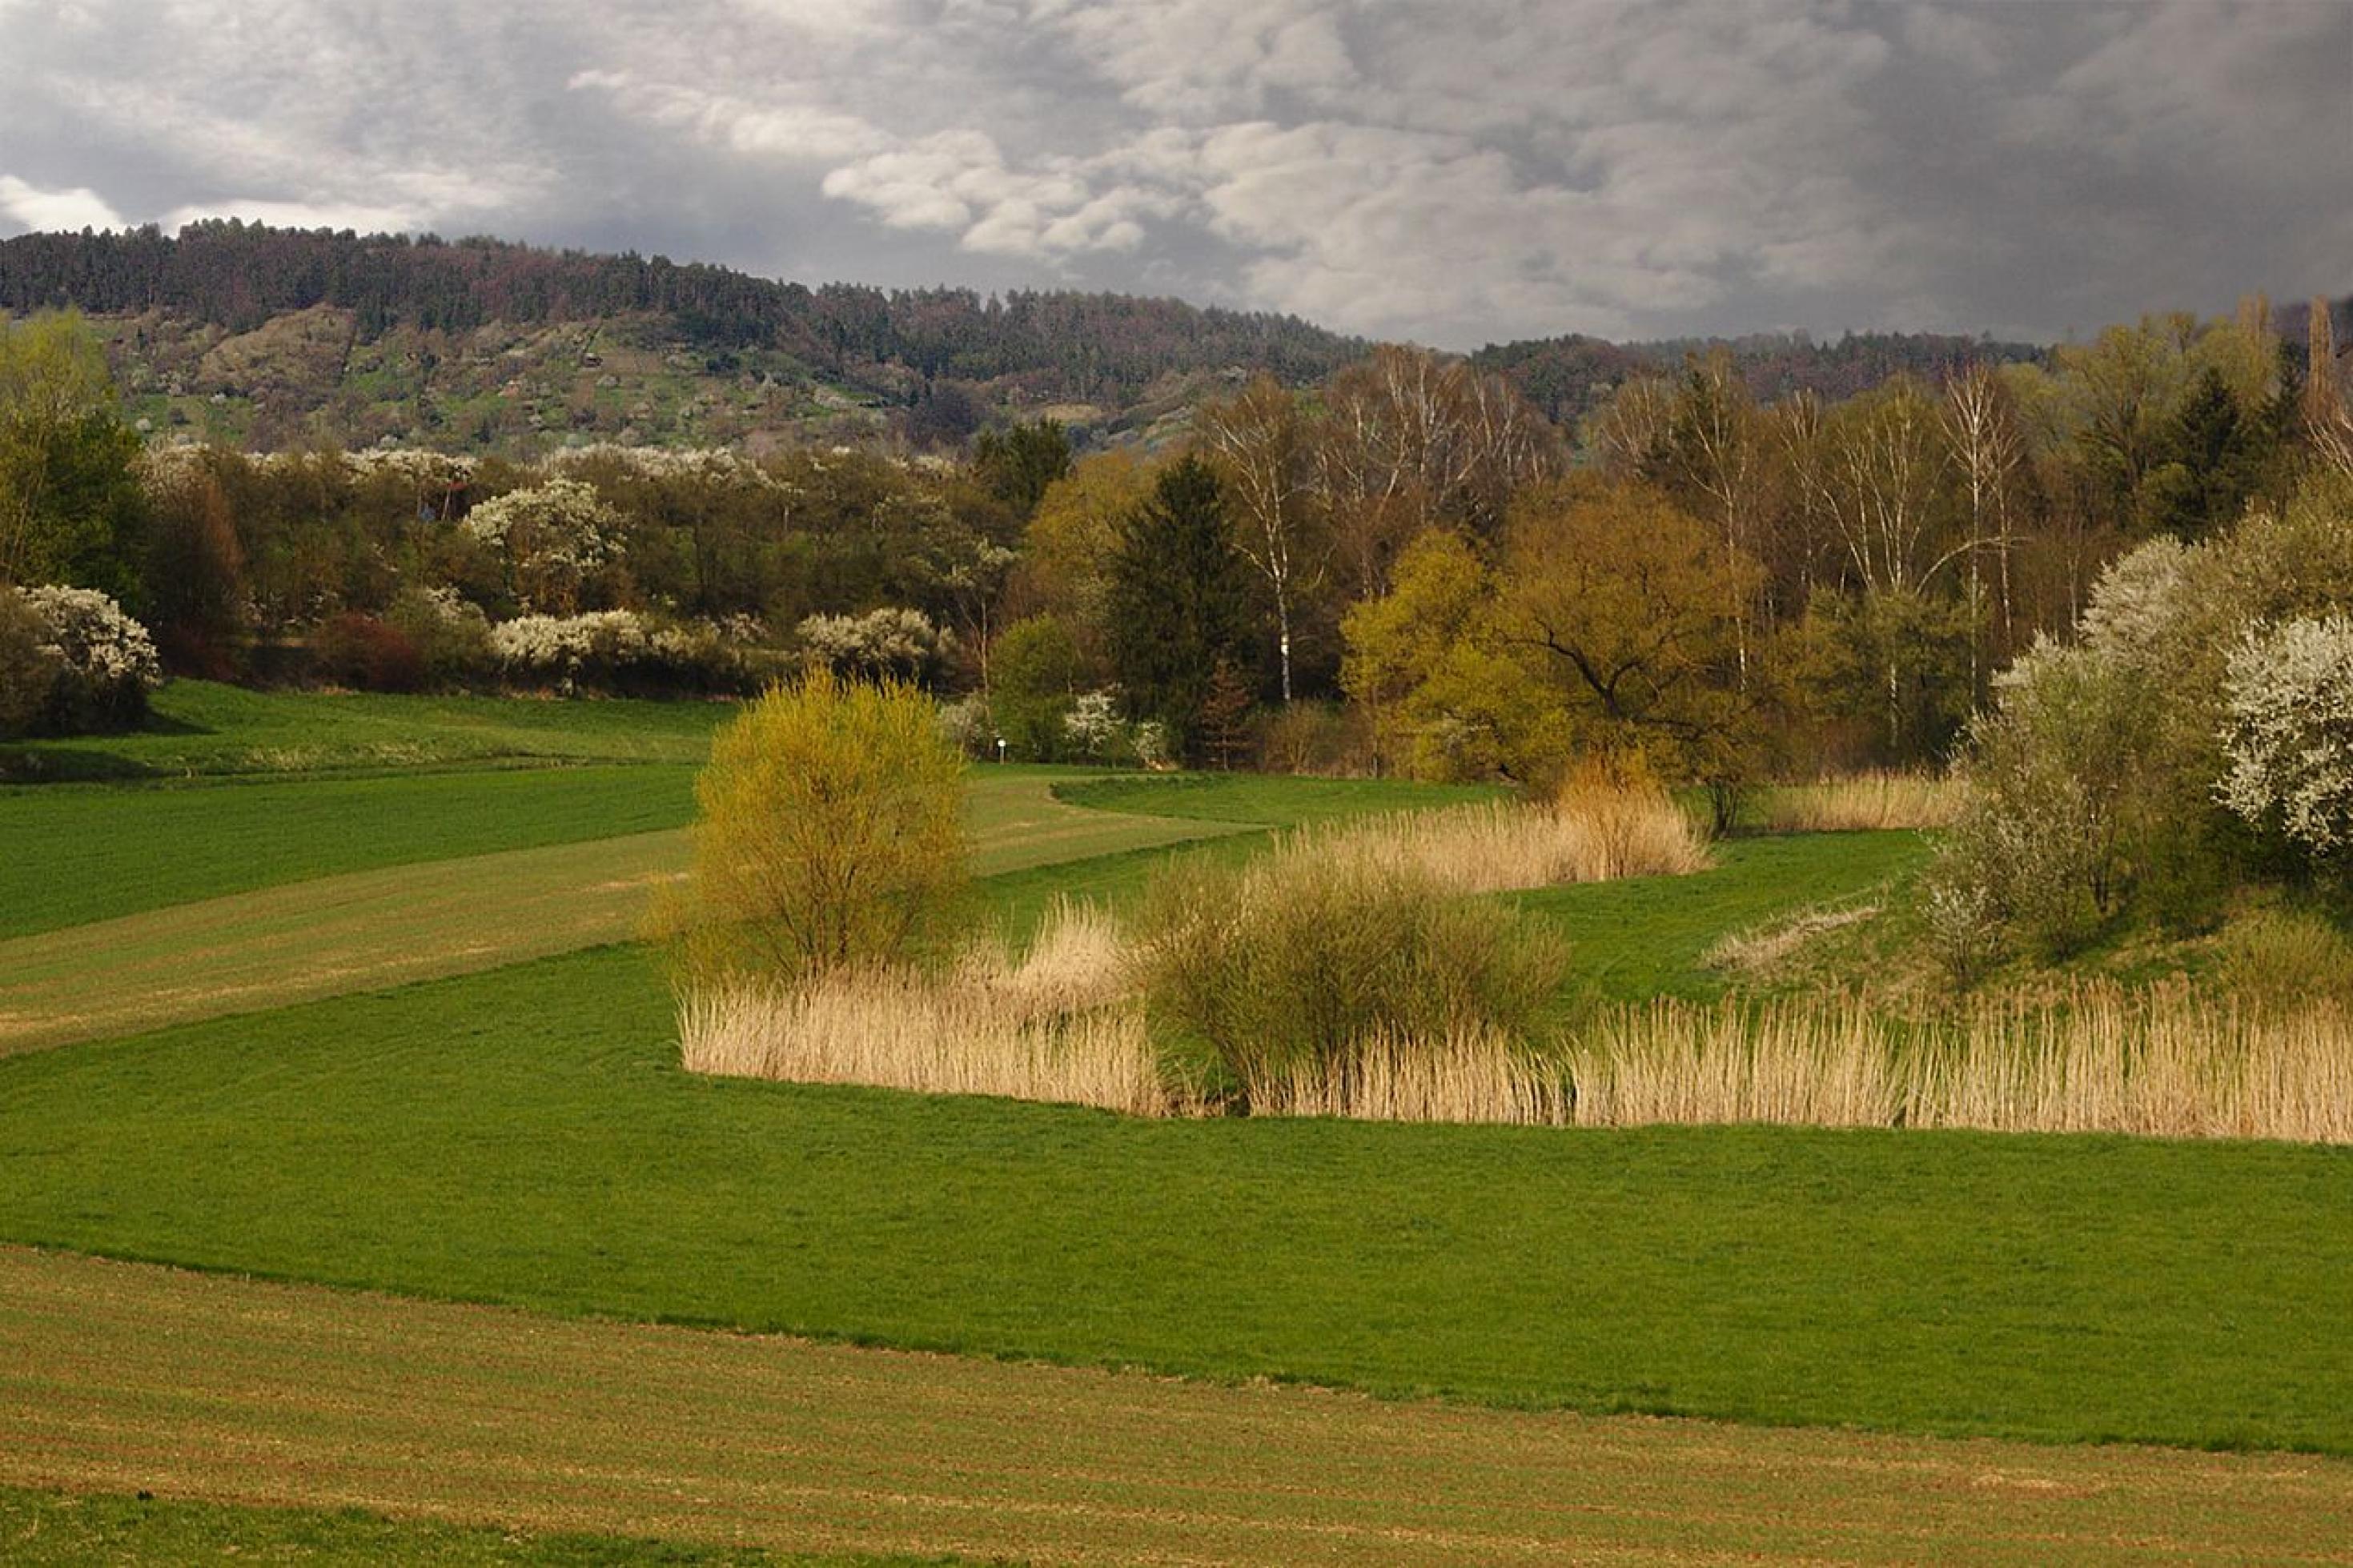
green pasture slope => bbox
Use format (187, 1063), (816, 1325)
(0, 766), (704, 939)
(0, 684), (2346, 1497)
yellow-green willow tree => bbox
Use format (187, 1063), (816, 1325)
(655, 672), (969, 989)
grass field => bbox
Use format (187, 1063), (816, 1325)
(1524, 831), (1932, 1002)
(1055, 772), (1502, 824)
(0, 773), (1243, 1052)
(4, 1247), (2345, 1566)
(6, 684), (2350, 1561)
(2, 944), (2346, 1454)
(0, 680), (733, 780)
(0, 764), (703, 938)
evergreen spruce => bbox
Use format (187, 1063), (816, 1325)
(1106, 455), (1253, 760)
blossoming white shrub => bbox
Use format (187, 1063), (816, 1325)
(462, 477), (621, 613)
(1130, 719), (1171, 769)
(547, 443), (778, 489)
(796, 607), (952, 681)
(486, 608), (751, 695)
(491, 609), (648, 691)
(2219, 615), (2353, 859)
(938, 692), (994, 756)
(1062, 691), (1118, 759)
(13, 585), (163, 732)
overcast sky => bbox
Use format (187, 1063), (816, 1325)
(0, 1), (2345, 349)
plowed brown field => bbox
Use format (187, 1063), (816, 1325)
(2, 1247), (2344, 1566)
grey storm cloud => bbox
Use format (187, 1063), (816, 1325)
(0, 0), (2345, 348)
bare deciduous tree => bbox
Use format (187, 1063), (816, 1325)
(1312, 347), (1556, 598)
(1199, 375), (1324, 704)
(1941, 362), (2028, 687)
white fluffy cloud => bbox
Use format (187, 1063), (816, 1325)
(1, 0), (2345, 347)
(0, 175), (123, 232)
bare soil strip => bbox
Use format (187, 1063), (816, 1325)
(0, 777), (1235, 1055)
(1, 1248), (2344, 1566)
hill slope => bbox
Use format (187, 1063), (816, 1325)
(8, 223), (2252, 456)
(0, 223), (1364, 452)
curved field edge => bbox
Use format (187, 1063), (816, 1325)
(0, 944), (2345, 1456)
(0, 773), (1245, 1053)
(3, 1248), (2345, 1568)
(0, 756), (1246, 944)
(0, 764), (706, 940)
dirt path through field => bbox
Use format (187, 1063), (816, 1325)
(1, 1247), (2343, 1566)
(0, 776), (1236, 1054)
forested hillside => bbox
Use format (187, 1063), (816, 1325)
(25, 223), (2327, 462)
(0, 223), (1364, 451)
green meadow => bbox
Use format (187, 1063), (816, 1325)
(1, 683), (2347, 1561)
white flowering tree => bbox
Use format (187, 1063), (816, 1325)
(10, 585), (163, 732)
(461, 477), (620, 615)
(490, 610), (649, 693)
(1062, 690), (1118, 760)
(2218, 615), (2353, 860)
(796, 608), (953, 684)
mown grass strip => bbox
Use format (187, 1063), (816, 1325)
(0, 775), (1240, 1053)
(3, 1247), (2345, 1566)
(1053, 772), (1502, 826)
(0, 764), (704, 939)
(2, 944), (2346, 1454)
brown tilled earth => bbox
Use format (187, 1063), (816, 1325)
(2, 1246), (2346, 1566)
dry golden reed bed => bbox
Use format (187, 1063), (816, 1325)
(1244, 987), (2351, 1143)
(679, 899), (1172, 1115)
(680, 788), (1710, 1112)
(677, 783), (2348, 1143)
(1291, 784), (1713, 893)
(1757, 770), (1963, 833)
(688, 967), (2353, 1143)
(1567, 986), (2353, 1143)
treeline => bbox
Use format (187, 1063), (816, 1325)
(7, 295), (2352, 790)
(1472, 330), (2048, 431)
(0, 223), (1361, 406)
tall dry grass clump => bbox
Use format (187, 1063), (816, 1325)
(1289, 779), (1709, 896)
(1565, 985), (2352, 1144)
(1250, 1029), (1571, 1125)
(677, 900), (1165, 1115)
(1758, 771), (1963, 834)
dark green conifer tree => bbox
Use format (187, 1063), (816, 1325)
(1106, 455), (1254, 759)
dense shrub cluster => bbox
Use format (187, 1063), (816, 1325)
(1134, 848), (1569, 1106)
(0, 586), (162, 736)
(1932, 473), (2353, 969)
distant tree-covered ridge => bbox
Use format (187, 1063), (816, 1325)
(0, 222), (1362, 411)
(0, 223), (2064, 457)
